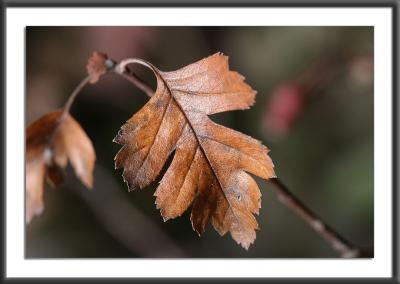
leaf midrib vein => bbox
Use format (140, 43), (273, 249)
(158, 75), (246, 235)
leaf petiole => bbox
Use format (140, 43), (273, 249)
(113, 58), (154, 98)
(62, 76), (91, 115)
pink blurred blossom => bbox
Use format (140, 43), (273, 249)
(262, 84), (305, 139)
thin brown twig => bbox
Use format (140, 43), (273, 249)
(115, 66), (361, 258)
(269, 178), (359, 258)
(114, 66), (154, 98)
(62, 59), (153, 117)
(63, 76), (91, 115)
(44, 75), (91, 147)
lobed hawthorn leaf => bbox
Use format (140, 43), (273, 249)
(113, 53), (276, 249)
(26, 110), (95, 223)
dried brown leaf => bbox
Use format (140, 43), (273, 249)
(26, 110), (96, 223)
(86, 51), (109, 84)
(114, 53), (275, 249)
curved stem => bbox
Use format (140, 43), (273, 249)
(62, 76), (91, 115)
(43, 75), (92, 155)
(269, 178), (360, 258)
(115, 69), (154, 98)
(113, 58), (155, 98)
(116, 57), (155, 73)
(61, 58), (154, 118)
(117, 69), (362, 258)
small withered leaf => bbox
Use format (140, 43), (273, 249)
(86, 51), (110, 84)
(114, 53), (276, 249)
(26, 110), (96, 223)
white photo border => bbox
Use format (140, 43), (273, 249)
(5, 7), (394, 279)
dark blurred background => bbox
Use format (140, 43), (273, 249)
(26, 27), (373, 258)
